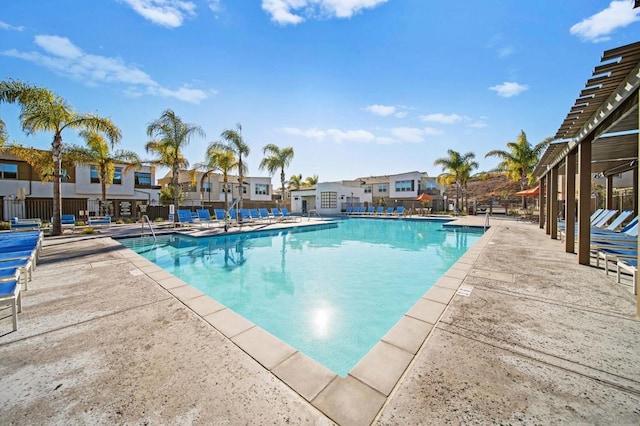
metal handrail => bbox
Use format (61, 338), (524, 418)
(141, 215), (157, 242)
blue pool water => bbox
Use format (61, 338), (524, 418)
(119, 218), (482, 376)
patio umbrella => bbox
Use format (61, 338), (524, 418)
(514, 186), (540, 197)
(416, 193), (433, 202)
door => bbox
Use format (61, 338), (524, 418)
(302, 199), (308, 214)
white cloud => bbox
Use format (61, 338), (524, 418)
(262, 0), (389, 25)
(424, 127), (444, 135)
(570, 1), (640, 42)
(366, 104), (396, 116)
(0, 21), (24, 32)
(208, 0), (223, 17)
(497, 46), (514, 58)
(281, 127), (326, 140)
(419, 113), (463, 124)
(394, 111), (407, 118)
(2, 35), (208, 104)
(489, 81), (528, 98)
(390, 127), (424, 143)
(468, 120), (487, 128)
(327, 128), (375, 144)
(119, 0), (197, 28)
(375, 136), (398, 144)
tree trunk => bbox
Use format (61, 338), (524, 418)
(280, 168), (286, 209)
(173, 162), (179, 223)
(101, 170), (108, 215)
(52, 133), (63, 236)
(238, 155), (243, 216)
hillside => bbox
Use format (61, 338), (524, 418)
(444, 174), (524, 204)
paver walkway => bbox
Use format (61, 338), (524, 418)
(0, 217), (638, 425)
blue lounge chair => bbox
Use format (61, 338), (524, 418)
(367, 206), (375, 215)
(375, 206), (383, 215)
(214, 209), (226, 221)
(0, 274), (22, 331)
(177, 209), (195, 226)
(88, 215), (111, 227)
(197, 209), (215, 227)
(345, 206), (352, 215)
(280, 207), (297, 221)
(270, 208), (284, 220)
(616, 258), (638, 294)
(386, 207), (394, 215)
(259, 208), (273, 222)
(9, 218), (42, 232)
(396, 206), (405, 216)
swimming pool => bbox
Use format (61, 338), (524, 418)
(119, 218), (483, 376)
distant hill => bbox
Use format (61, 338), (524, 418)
(444, 174), (524, 204)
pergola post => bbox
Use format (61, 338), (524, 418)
(546, 172), (552, 235)
(565, 150), (577, 253)
(550, 165), (559, 239)
(539, 175), (546, 229)
(578, 141), (592, 265)
(634, 167), (638, 216)
(606, 175), (614, 210)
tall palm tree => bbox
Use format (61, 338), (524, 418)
(192, 147), (243, 214)
(145, 109), (205, 221)
(210, 124), (250, 210)
(259, 144), (294, 208)
(485, 131), (552, 208)
(0, 118), (7, 145)
(459, 155), (479, 212)
(305, 174), (319, 186)
(68, 130), (141, 214)
(0, 79), (121, 235)
(434, 149), (475, 213)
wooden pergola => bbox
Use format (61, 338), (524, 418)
(532, 41), (640, 314)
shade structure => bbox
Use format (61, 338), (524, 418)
(514, 186), (540, 197)
(416, 193), (433, 202)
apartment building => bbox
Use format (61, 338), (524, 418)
(0, 152), (159, 221)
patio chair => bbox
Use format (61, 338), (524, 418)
(344, 206), (352, 215)
(197, 209), (215, 227)
(396, 206), (405, 216)
(259, 208), (273, 223)
(0, 269), (22, 331)
(366, 206), (375, 215)
(386, 207), (394, 215)
(9, 218), (42, 232)
(281, 207), (298, 221)
(375, 206), (384, 215)
(177, 209), (195, 227)
(616, 258), (638, 294)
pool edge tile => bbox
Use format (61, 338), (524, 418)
(203, 308), (255, 338)
(349, 341), (414, 396)
(406, 298), (447, 324)
(312, 375), (386, 426)
(272, 352), (338, 401)
(232, 326), (297, 370)
(382, 315), (434, 355)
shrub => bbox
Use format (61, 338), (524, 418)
(0, 222), (9, 231)
(154, 217), (165, 222)
(81, 227), (95, 234)
(116, 219), (125, 224)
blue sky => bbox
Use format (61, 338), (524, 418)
(1, 0), (639, 182)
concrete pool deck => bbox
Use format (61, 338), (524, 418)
(0, 216), (638, 425)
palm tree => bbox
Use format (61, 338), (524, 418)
(434, 150), (475, 213)
(68, 130), (141, 214)
(288, 173), (303, 190)
(193, 147), (243, 215)
(259, 144), (294, 208)
(485, 130), (552, 208)
(145, 109), (205, 221)
(210, 123), (250, 211)
(305, 174), (319, 186)
(459, 155), (479, 212)
(0, 118), (7, 145)
(0, 79), (121, 235)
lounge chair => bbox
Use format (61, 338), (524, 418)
(280, 207), (298, 221)
(344, 206), (352, 215)
(197, 209), (215, 227)
(259, 208), (273, 223)
(396, 206), (405, 216)
(366, 206), (375, 215)
(0, 269), (22, 331)
(0, 258), (32, 290)
(88, 215), (111, 228)
(9, 218), (42, 232)
(386, 207), (394, 215)
(177, 209), (195, 227)
(52, 214), (76, 231)
(616, 258), (638, 294)
(214, 209), (227, 221)
(375, 206), (384, 215)
(249, 209), (263, 222)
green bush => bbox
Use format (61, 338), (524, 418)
(81, 227), (95, 234)
(0, 222), (9, 231)
(154, 217), (165, 222)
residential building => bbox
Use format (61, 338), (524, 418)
(157, 170), (273, 207)
(0, 152), (159, 221)
(291, 182), (371, 215)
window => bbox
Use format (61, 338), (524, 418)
(135, 172), (152, 187)
(255, 183), (269, 195)
(363, 185), (372, 193)
(0, 163), (18, 179)
(202, 182), (211, 193)
(113, 167), (122, 185)
(395, 180), (414, 192)
(90, 165), (100, 184)
(220, 184), (231, 193)
(378, 184), (387, 193)
(320, 191), (337, 208)
(242, 185), (248, 194)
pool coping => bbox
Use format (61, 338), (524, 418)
(110, 218), (495, 426)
